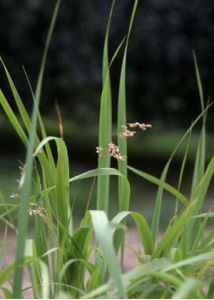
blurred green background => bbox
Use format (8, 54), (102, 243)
(0, 0), (213, 224)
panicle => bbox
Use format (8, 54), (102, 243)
(118, 125), (136, 138)
(128, 122), (152, 130)
(108, 142), (126, 161)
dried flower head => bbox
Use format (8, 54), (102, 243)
(139, 123), (152, 130)
(128, 122), (152, 131)
(127, 122), (140, 128)
(10, 193), (20, 199)
(118, 125), (136, 138)
(108, 142), (126, 161)
(29, 207), (47, 219)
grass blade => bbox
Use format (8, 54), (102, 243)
(55, 138), (71, 240)
(22, 66), (56, 169)
(131, 212), (154, 255)
(188, 54), (208, 248)
(129, 103), (212, 248)
(171, 277), (199, 299)
(190, 212), (210, 254)
(151, 161), (171, 244)
(152, 201), (195, 259)
(96, 1), (115, 213)
(174, 130), (192, 213)
(90, 210), (127, 298)
(117, 0), (138, 211)
(0, 90), (28, 144)
(1, 38), (55, 172)
(128, 165), (188, 206)
(72, 168), (130, 215)
(0, 59), (31, 131)
(115, 0), (138, 268)
(31, 167), (130, 207)
(110, 211), (153, 255)
(162, 250), (214, 272)
(12, 1), (60, 297)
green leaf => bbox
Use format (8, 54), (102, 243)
(151, 160), (171, 244)
(172, 277), (199, 299)
(190, 212), (210, 254)
(207, 281), (214, 299)
(32, 167), (130, 210)
(90, 210), (127, 298)
(148, 271), (182, 288)
(1, 287), (13, 299)
(71, 168), (130, 211)
(83, 258), (170, 299)
(131, 212), (153, 255)
(0, 90), (28, 145)
(86, 266), (105, 293)
(174, 130), (192, 213)
(163, 251), (214, 272)
(0, 59), (31, 132)
(188, 54), (208, 248)
(152, 201), (195, 259)
(117, 0), (138, 211)
(40, 260), (51, 299)
(96, 1), (115, 213)
(12, 1), (61, 297)
(128, 165), (188, 206)
(0, 263), (15, 286)
(110, 210), (153, 255)
(55, 138), (71, 239)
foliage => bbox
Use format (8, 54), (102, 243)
(0, 0), (213, 298)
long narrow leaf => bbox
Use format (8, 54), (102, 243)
(128, 165), (188, 206)
(117, 0), (138, 211)
(0, 90), (28, 145)
(90, 210), (127, 298)
(151, 160), (171, 244)
(96, 1), (115, 213)
(171, 277), (199, 299)
(188, 54), (208, 248)
(12, 1), (60, 297)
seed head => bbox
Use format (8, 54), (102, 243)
(108, 142), (126, 161)
(118, 125), (136, 138)
(127, 122), (140, 128)
(10, 193), (20, 199)
(128, 122), (152, 131)
(29, 207), (47, 219)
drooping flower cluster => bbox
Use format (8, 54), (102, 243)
(29, 207), (47, 219)
(96, 121), (152, 161)
(10, 193), (20, 199)
(127, 122), (152, 130)
(29, 207), (45, 216)
(118, 125), (136, 138)
(108, 142), (126, 161)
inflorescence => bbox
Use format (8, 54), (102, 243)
(96, 121), (152, 161)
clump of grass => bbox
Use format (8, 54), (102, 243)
(0, 0), (213, 299)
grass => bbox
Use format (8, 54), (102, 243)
(0, 0), (214, 298)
